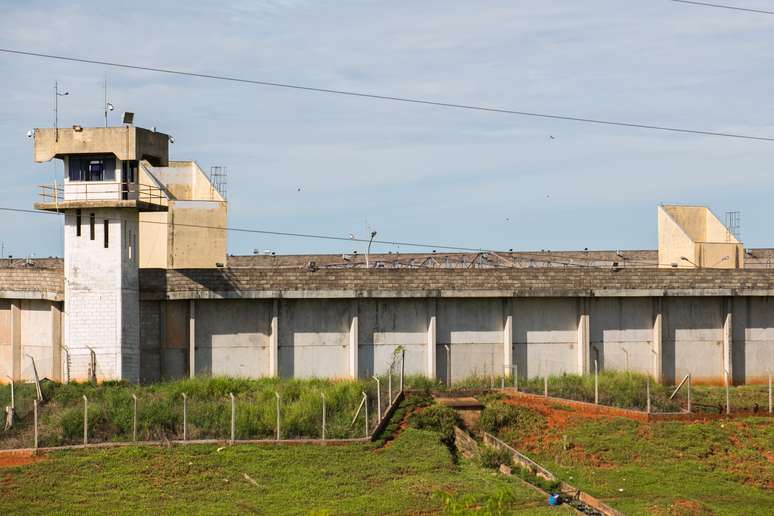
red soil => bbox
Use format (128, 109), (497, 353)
(0, 453), (45, 469)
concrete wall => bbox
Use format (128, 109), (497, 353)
(658, 205), (743, 269)
(663, 297), (724, 384)
(20, 300), (56, 381)
(590, 297), (655, 375)
(6, 293), (773, 386)
(732, 297), (774, 384)
(34, 126), (169, 165)
(438, 299), (503, 383)
(138, 162), (227, 269)
(167, 200), (227, 269)
(0, 299), (62, 383)
(0, 300), (12, 381)
(513, 298), (579, 378)
(138, 212), (168, 269)
(194, 300), (271, 377)
(356, 299), (429, 377)
(278, 299), (350, 378)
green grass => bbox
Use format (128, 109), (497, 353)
(487, 401), (774, 515)
(452, 370), (772, 413)
(0, 428), (570, 515)
(0, 377), (390, 447)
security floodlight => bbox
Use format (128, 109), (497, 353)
(106, 102), (114, 111)
(26, 130), (33, 138)
(122, 112), (134, 125)
(169, 136), (175, 144)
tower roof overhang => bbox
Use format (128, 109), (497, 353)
(33, 126), (170, 166)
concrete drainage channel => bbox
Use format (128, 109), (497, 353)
(436, 393), (623, 516)
(480, 431), (622, 516)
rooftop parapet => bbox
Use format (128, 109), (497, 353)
(33, 126), (169, 166)
(658, 205), (744, 269)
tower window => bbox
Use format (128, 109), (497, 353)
(76, 209), (82, 237)
(68, 156), (116, 182)
(89, 213), (95, 240)
(104, 220), (109, 248)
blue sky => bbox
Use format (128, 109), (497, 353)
(1, 0), (773, 258)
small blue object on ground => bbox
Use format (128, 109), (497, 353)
(548, 493), (562, 506)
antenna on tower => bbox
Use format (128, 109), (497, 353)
(724, 211), (741, 242)
(54, 81), (69, 142)
(208, 166), (228, 200)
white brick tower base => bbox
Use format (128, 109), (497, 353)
(63, 208), (140, 382)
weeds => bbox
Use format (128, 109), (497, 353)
(0, 377), (386, 447)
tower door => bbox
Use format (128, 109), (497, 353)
(121, 161), (129, 200)
(121, 161), (137, 200)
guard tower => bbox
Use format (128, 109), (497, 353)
(33, 125), (170, 382)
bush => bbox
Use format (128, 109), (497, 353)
(478, 447), (512, 469)
(479, 402), (521, 434)
(408, 404), (460, 447)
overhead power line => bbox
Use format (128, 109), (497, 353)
(0, 206), (612, 268)
(1, 48), (773, 142)
(671, 0), (774, 15)
(0, 206), (489, 253)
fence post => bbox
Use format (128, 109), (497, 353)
(513, 363), (518, 391)
(687, 374), (692, 413)
(724, 369), (730, 415)
(544, 375), (548, 398)
(594, 359), (599, 405)
(182, 393), (188, 441)
(321, 392), (326, 441)
(372, 376), (381, 423)
(444, 345), (451, 388)
(33, 399), (38, 449)
(769, 372), (772, 414)
(83, 395), (88, 446)
(132, 394), (138, 442)
(362, 391), (369, 437)
(646, 376), (651, 414)
(8, 376), (14, 410)
(275, 392), (281, 441)
(388, 362), (393, 406)
(229, 393), (236, 444)
(400, 349), (406, 392)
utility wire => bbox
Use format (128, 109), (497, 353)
(0, 206), (610, 267)
(1, 48), (773, 142)
(671, 0), (774, 15)
(0, 206), (488, 252)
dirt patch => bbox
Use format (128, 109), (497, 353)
(668, 498), (703, 515)
(0, 454), (46, 469)
(501, 394), (605, 434)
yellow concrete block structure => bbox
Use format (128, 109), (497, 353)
(33, 126), (227, 269)
(658, 205), (744, 269)
(138, 161), (227, 269)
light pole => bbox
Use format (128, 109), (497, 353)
(54, 81), (69, 142)
(104, 76), (115, 127)
(680, 256), (700, 268)
(365, 231), (377, 269)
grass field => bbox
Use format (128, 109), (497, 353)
(0, 427), (570, 515)
(453, 371), (772, 413)
(0, 377), (387, 447)
(482, 397), (774, 515)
